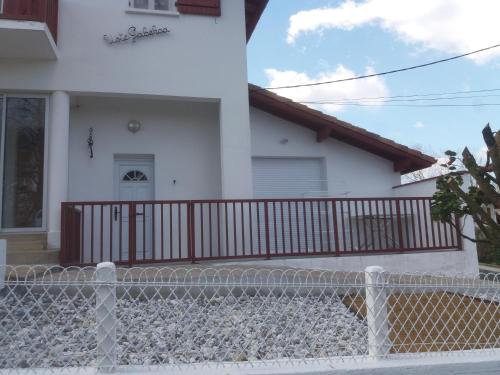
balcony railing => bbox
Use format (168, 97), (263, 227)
(0, 0), (58, 42)
(60, 197), (462, 266)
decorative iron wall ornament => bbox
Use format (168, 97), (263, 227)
(104, 25), (170, 45)
(87, 128), (94, 158)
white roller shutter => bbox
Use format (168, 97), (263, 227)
(252, 157), (329, 253)
(252, 157), (327, 198)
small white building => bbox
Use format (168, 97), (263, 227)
(0, 0), (478, 274)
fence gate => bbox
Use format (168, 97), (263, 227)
(61, 202), (193, 266)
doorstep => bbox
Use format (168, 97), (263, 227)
(0, 232), (59, 265)
(6, 249), (59, 265)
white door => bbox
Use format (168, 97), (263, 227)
(113, 158), (154, 262)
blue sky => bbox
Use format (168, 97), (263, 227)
(247, 0), (500, 161)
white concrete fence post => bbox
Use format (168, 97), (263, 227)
(0, 239), (6, 290)
(365, 266), (390, 358)
(96, 262), (117, 372)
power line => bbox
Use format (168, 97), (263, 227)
(264, 43), (500, 90)
(301, 93), (500, 105)
(297, 102), (500, 108)
(297, 88), (500, 104)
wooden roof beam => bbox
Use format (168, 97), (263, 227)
(317, 126), (332, 142)
(394, 159), (413, 173)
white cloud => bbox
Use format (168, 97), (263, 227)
(265, 65), (389, 113)
(287, 0), (500, 63)
(415, 121), (426, 129)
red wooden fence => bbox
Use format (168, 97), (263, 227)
(60, 198), (462, 266)
(0, 0), (58, 41)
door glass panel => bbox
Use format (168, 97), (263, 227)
(2, 98), (46, 229)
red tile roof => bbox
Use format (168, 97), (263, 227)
(249, 84), (436, 174)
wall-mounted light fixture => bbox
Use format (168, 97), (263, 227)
(127, 120), (142, 134)
(87, 128), (94, 158)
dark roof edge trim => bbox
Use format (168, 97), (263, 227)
(245, 0), (269, 42)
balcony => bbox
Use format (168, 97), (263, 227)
(0, 0), (58, 60)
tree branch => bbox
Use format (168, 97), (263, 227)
(462, 147), (500, 208)
(448, 219), (489, 244)
(446, 177), (498, 227)
(483, 124), (500, 186)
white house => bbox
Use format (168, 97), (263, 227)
(0, 0), (478, 274)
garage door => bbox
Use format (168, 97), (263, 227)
(252, 157), (327, 198)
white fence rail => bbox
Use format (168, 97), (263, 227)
(0, 264), (499, 372)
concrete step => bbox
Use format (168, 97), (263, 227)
(6, 241), (47, 252)
(6, 249), (59, 265)
(0, 233), (47, 241)
(0, 233), (47, 252)
(0, 233), (54, 265)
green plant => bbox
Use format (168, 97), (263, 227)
(431, 124), (500, 264)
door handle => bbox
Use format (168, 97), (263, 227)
(136, 212), (145, 216)
(114, 207), (120, 221)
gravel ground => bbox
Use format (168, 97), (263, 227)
(0, 288), (368, 369)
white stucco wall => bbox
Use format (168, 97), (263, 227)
(392, 178), (440, 197)
(392, 174), (474, 197)
(250, 107), (401, 197)
(232, 244), (478, 276)
(69, 96), (222, 201)
(390, 175), (479, 275)
(0, 0), (253, 198)
(0, 0), (248, 99)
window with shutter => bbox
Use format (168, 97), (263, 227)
(175, 0), (221, 17)
(130, 0), (172, 11)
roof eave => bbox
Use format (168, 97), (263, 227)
(245, 0), (269, 42)
(249, 84), (437, 175)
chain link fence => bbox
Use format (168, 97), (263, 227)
(0, 264), (499, 372)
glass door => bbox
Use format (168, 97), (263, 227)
(0, 95), (47, 230)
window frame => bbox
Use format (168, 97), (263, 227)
(122, 170), (149, 182)
(0, 93), (50, 233)
(128, 0), (178, 14)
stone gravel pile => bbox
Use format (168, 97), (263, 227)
(0, 288), (367, 368)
